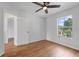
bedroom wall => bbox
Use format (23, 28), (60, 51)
(0, 7), (4, 56)
(17, 13), (46, 45)
(0, 2), (46, 56)
(3, 8), (46, 46)
(2, 3), (46, 46)
(47, 5), (79, 50)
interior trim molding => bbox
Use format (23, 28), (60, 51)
(47, 39), (79, 51)
(17, 39), (46, 47)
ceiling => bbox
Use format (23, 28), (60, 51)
(2, 2), (79, 17)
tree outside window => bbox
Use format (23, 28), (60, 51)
(57, 15), (72, 38)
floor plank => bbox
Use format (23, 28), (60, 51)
(3, 40), (79, 57)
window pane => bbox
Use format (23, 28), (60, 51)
(57, 15), (72, 38)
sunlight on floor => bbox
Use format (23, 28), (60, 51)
(51, 46), (77, 57)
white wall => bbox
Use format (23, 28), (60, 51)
(31, 15), (46, 43)
(2, 3), (46, 46)
(0, 3), (46, 55)
(17, 13), (46, 45)
(0, 7), (4, 56)
(47, 5), (79, 50)
(3, 7), (46, 46)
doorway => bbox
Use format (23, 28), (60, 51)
(4, 12), (17, 56)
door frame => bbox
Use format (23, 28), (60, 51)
(4, 12), (17, 45)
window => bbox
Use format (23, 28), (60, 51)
(57, 15), (72, 39)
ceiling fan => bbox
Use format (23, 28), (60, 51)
(32, 2), (60, 14)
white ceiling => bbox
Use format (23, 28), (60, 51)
(2, 2), (79, 17)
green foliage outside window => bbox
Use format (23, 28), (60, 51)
(63, 18), (72, 37)
(58, 17), (72, 38)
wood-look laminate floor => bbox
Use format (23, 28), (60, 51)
(3, 40), (79, 57)
(4, 38), (16, 56)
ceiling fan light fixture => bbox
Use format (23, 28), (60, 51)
(43, 6), (47, 10)
(32, 2), (60, 14)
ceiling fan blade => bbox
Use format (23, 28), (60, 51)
(45, 9), (48, 14)
(35, 8), (42, 12)
(43, 2), (46, 6)
(47, 2), (50, 4)
(43, 2), (50, 6)
(32, 2), (43, 7)
(47, 5), (60, 8)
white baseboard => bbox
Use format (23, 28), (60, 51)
(16, 39), (46, 46)
(47, 39), (79, 51)
(0, 51), (4, 56)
